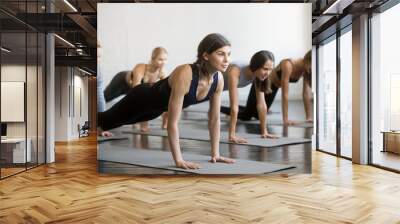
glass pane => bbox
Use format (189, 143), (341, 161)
(1, 31), (27, 177)
(27, 31), (38, 169)
(340, 30), (352, 158)
(38, 33), (45, 165)
(318, 37), (337, 154)
(371, 4), (400, 171)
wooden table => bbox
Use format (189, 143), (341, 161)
(382, 131), (400, 154)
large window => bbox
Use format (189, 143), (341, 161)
(371, 3), (400, 171)
(340, 28), (352, 158)
(0, 2), (46, 179)
(317, 36), (337, 154)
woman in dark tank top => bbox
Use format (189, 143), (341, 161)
(98, 33), (235, 169)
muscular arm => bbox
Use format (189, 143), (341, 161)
(209, 73), (223, 158)
(255, 84), (278, 138)
(226, 66), (245, 142)
(303, 76), (313, 121)
(167, 65), (197, 168)
(209, 73), (235, 163)
(254, 84), (267, 135)
(280, 60), (292, 124)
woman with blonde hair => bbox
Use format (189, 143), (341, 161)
(103, 47), (169, 131)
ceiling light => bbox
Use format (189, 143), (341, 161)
(78, 67), (92, 76)
(322, 0), (355, 15)
(323, 0), (342, 14)
(63, 0), (78, 12)
(1, 47), (11, 53)
(54, 34), (75, 48)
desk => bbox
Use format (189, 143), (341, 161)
(1, 138), (31, 163)
(382, 131), (400, 154)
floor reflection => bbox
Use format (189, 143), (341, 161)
(99, 100), (313, 175)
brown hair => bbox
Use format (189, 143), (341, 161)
(195, 33), (231, 76)
(303, 50), (312, 86)
(303, 50), (311, 66)
(250, 50), (275, 93)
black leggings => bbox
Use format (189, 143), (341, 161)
(103, 71), (131, 102)
(221, 82), (279, 120)
(98, 84), (167, 131)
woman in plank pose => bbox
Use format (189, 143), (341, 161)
(98, 33), (235, 169)
(220, 50), (278, 144)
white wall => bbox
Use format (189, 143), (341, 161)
(55, 67), (89, 141)
(1, 65), (30, 137)
(98, 3), (311, 105)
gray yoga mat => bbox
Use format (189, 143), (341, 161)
(98, 144), (295, 174)
(182, 114), (313, 128)
(122, 128), (311, 147)
(97, 136), (129, 143)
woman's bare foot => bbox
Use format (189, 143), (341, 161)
(161, 122), (168, 129)
(161, 112), (168, 129)
(140, 122), (150, 132)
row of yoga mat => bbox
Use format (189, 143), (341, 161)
(98, 144), (295, 174)
(98, 117), (311, 174)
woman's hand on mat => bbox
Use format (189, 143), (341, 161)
(101, 131), (113, 137)
(210, 156), (235, 164)
(260, 133), (279, 139)
(175, 160), (201, 169)
(98, 128), (113, 137)
(229, 135), (248, 144)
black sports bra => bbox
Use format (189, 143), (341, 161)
(150, 64), (219, 109)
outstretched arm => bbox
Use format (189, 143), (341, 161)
(167, 65), (199, 169)
(280, 60), (293, 125)
(209, 73), (235, 163)
(227, 66), (247, 143)
(255, 84), (278, 138)
(303, 76), (313, 122)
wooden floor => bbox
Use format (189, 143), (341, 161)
(0, 135), (400, 223)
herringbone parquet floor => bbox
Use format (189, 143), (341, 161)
(1, 135), (399, 223)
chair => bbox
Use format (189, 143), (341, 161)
(78, 121), (90, 138)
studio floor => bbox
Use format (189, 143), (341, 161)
(98, 100), (312, 175)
